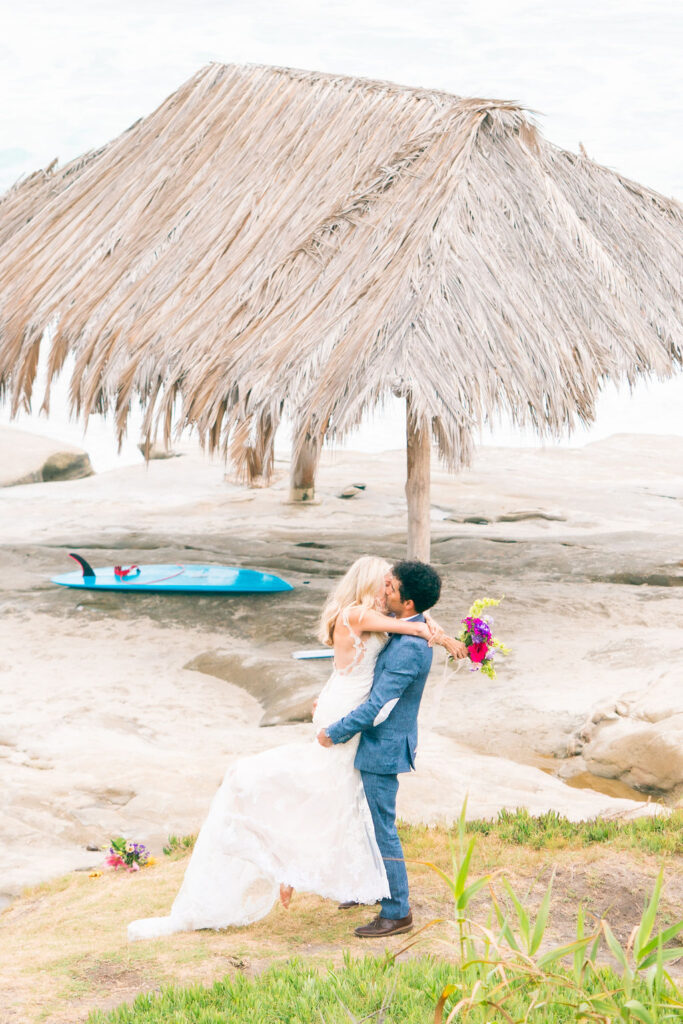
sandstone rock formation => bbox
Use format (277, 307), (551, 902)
(184, 649), (328, 727)
(564, 671), (683, 798)
(0, 428), (93, 486)
(137, 441), (181, 460)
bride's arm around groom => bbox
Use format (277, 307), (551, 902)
(318, 634), (431, 764)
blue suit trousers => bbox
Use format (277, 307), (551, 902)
(361, 770), (409, 919)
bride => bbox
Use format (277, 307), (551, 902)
(128, 555), (449, 940)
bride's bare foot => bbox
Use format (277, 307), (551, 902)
(279, 884), (294, 909)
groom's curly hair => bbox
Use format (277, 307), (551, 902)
(392, 560), (441, 613)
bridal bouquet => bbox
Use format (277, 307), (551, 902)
(455, 596), (509, 679)
(105, 837), (155, 872)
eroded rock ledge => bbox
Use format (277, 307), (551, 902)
(184, 649), (328, 726)
(563, 671), (683, 799)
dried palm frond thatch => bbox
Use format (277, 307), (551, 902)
(0, 62), (681, 498)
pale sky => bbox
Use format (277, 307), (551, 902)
(2, 1), (682, 197)
(0, 0), (681, 464)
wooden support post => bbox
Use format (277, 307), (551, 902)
(244, 413), (276, 484)
(244, 446), (268, 482)
(289, 431), (321, 502)
(405, 396), (431, 562)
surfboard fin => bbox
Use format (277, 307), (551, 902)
(69, 553), (95, 579)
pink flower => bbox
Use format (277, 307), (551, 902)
(467, 642), (489, 664)
(106, 854), (125, 869)
(128, 862), (140, 872)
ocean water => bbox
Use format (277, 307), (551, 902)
(0, 0), (681, 470)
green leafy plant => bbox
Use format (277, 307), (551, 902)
(162, 833), (196, 856)
(418, 820), (683, 1024)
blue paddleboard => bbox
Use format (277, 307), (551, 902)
(51, 554), (292, 593)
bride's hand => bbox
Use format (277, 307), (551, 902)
(415, 622), (433, 643)
(441, 635), (468, 659)
(423, 613), (445, 647)
(423, 613), (444, 646)
(424, 617), (468, 659)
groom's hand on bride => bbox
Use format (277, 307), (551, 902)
(445, 637), (468, 659)
(317, 729), (334, 747)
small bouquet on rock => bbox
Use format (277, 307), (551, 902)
(105, 837), (155, 872)
(454, 597), (510, 679)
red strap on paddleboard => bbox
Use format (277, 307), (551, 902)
(114, 565), (140, 579)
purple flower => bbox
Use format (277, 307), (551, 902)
(472, 621), (491, 641)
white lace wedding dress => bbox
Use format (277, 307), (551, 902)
(128, 630), (389, 940)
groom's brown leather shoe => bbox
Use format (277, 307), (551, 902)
(354, 912), (413, 938)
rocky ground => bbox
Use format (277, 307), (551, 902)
(0, 428), (682, 909)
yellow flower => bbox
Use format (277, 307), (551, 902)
(144, 856), (157, 868)
(89, 871), (103, 878)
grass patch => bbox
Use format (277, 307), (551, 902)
(162, 833), (197, 857)
(3, 813), (681, 1023)
(163, 809), (682, 876)
(85, 954), (679, 1024)
(86, 809), (682, 1024)
(400, 807), (683, 855)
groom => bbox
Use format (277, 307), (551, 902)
(318, 559), (465, 937)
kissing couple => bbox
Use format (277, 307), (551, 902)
(129, 556), (467, 941)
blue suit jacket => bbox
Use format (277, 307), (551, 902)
(325, 615), (433, 774)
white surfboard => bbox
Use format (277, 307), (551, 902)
(291, 649), (334, 660)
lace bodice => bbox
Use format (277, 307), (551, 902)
(313, 632), (385, 732)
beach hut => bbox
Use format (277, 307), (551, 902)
(0, 63), (681, 559)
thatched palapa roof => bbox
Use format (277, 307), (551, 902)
(0, 62), (681, 479)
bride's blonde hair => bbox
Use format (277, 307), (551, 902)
(318, 556), (390, 645)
